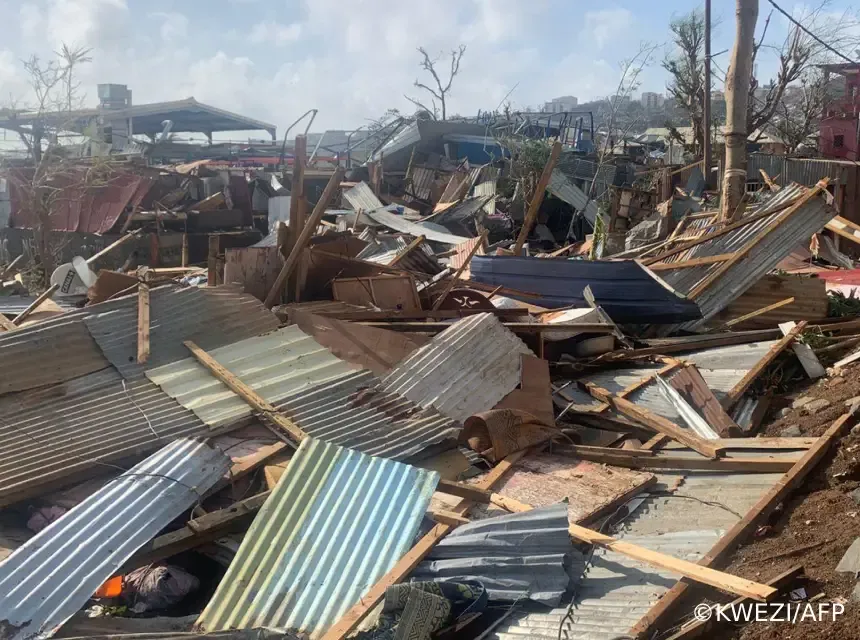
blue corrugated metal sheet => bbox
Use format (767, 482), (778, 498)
(197, 438), (439, 637)
(0, 439), (230, 640)
(470, 256), (701, 324)
(412, 503), (576, 606)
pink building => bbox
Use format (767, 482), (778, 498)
(820, 63), (860, 160)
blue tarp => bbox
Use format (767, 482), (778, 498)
(470, 255), (701, 324)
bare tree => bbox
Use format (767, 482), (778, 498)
(770, 70), (827, 153)
(405, 45), (466, 120)
(663, 10), (706, 156)
(748, 1), (860, 136)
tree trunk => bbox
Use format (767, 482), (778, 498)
(720, 0), (759, 222)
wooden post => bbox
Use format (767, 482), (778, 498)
(720, 0), (759, 221)
(264, 167), (345, 308)
(703, 0), (712, 189)
(12, 284), (59, 326)
(184, 340), (307, 443)
(207, 235), (219, 286)
(288, 135), (307, 300)
(85, 230), (142, 267)
(137, 282), (150, 364)
(181, 233), (189, 268)
(431, 231), (487, 310)
(513, 140), (562, 255)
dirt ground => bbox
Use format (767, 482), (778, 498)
(705, 364), (860, 639)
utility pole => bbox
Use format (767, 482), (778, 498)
(703, 0), (712, 188)
(720, 0), (759, 222)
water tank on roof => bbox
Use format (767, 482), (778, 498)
(98, 84), (131, 109)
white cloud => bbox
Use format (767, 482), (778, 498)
(584, 8), (634, 50)
(151, 11), (189, 42)
(249, 21), (302, 46)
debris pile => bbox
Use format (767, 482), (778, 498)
(4, 146), (860, 640)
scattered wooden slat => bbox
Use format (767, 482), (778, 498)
(724, 297), (795, 328)
(0, 313), (18, 332)
(431, 230), (487, 310)
(834, 345), (860, 369)
(594, 329), (783, 362)
(12, 283), (59, 326)
(648, 253), (735, 271)
(640, 434), (669, 451)
(389, 235), (426, 267)
(780, 321), (825, 378)
(136, 282), (150, 364)
(428, 509), (471, 526)
(359, 322), (617, 333)
(264, 167), (346, 308)
(665, 566), (803, 640)
(709, 437), (816, 449)
(825, 215), (860, 247)
(577, 475), (658, 526)
(617, 360), (684, 399)
(207, 235), (220, 286)
(85, 230), (142, 266)
(513, 140), (562, 255)
(585, 384), (721, 459)
(568, 521), (776, 601)
(0, 254), (24, 279)
(630, 408), (858, 638)
(205, 441), (290, 498)
(321, 450), (526, 640)
(722, 321), (807, 410)
(184, 340), (307, 443)
(557, 445), (793, 473)
(669, 364), (742, 438)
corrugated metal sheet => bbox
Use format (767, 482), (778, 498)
(404, 166), (436, 202)
(470, 256), (702, 324)
(492, 470), (784, 639)
(146, 325), (358, 429)
(655, 185), (837, 331)
(747, 154), (856, 187)
(0, 296), (80, 314)
(548, 169), (599, 224)
(0, 438), (230, 640)
(412, 503), (576, 606)
(271, 370), (460, 460)
(197, 437), (438, 637)
(343, 181), (384, 211)
(85, 285), (280, 380)
(381, 313), (533, 423)
(0, 368), (209, 507)
(59, 631), (288, 640)
(365, 207), (470, 245)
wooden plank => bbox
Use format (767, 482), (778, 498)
(780, 321), (825, 378)
(388, 235), (426, 267)
(0, 254), (24, 280)
(648, 253), (735, 271)
(332, 274), (421, 311)
(321, 309), (527, 321)
(205, 441), (290, 498)
(577, 475), (658, 525)
(436, 478), (493, 503)
(723, 321), (807, 410)
(359, 322), (617, 333)
(224, 246), (284, 303)
(669, 365), (741, 438)
(724, 297), (795, 328)
(428, 509), (471, 526)
(586, 384), (721, 459)
(85, 230), (142, 267)
(0, 313), (18, 332)
(833, 346), (860, 369)
(207, 235), (220, 286)
(617, 361), (684, 399)
(184, 340), (307, 443)
(665, 565), (803, 640)
(264, 167), (346, 308)
(641, 434), (669, 451)
(567, 522), (777, 601)
(321, 450), (527, 640)
(12, 284), (59, 326)
(593, 329), (783, 363)
(513, 140), (562, 255)
(688, 185), (825, 299)
(759, 168), (781, 192)
(710, 437), (816, 449)
(431, 230), (488, 310)
(558, 445), (793, 473)
(136, 282), (150, 364)
(630, 408), (858, 638)
(825, 215), (860, 247)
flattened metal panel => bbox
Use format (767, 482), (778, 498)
(0, 369), (209, 507)
(412, 503), (575, 605)
(85, 286), (280, 379)
(273, 370), (460, 461)
(365, 207), (470, 245)
(381, 313), (533, 423)
(146, 325), (357, 429)
(548, 169), (599, 223)
(342, 181), (384, 211)
(0, 439), (229, 640)
(197, 438), (438, 637)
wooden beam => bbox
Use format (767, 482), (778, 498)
(568, 522), (777, 601)
(0, 313), (18, 332)
(428, 509), (470, 527)
(85, 230), (142, 267)
(558, 445), (793, 473)
(630, 408), (858, 638)
(359, 321), (617, 333)
(585, 384), (721, 459)
(688, 185), (825, 299)
(12, 283), (59, 326)
(513, 140), (562, 255)
(207, 235), (219, 286)
(431, 230), (487, 310)
(617, 360), (684, 399)
(388, 235), (426, 268)
(648, 253), (735, 271)
(321, 309), (527, 321)
(825, 215), (860, 247)
(0, 254), (24, 280)
(183, 340), (307, 443)
(436, 478), (493, 503)
(136, 282), (150, 364)
(577, 475), (658, 526)
(723, 321), (806, 410)
(759, 168), (781, 192)
(665, 565), (803, 640)
(321, 450), (527, 640)
(264, 167), (345, 308)
(724, 297), (795, 328)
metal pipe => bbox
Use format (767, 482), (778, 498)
(277, 109), (318, 167)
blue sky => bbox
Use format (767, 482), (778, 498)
(0, 0), (858, 138)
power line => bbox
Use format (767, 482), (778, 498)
(766, 0), (856, 65)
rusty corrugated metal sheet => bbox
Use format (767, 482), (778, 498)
(197, 437), (438, 637)
(0, 368), (210, 507)
(381, 313), (533, 423)
(0, 438), (229, 640)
